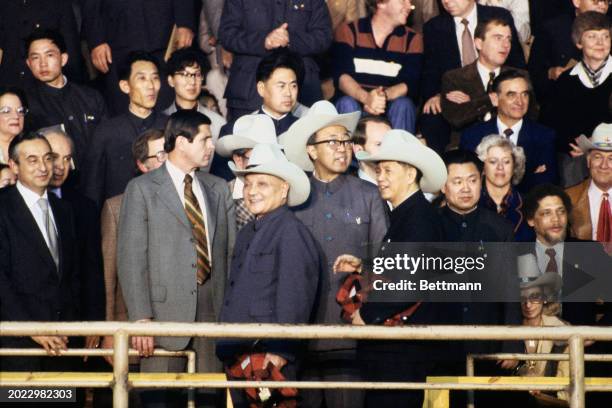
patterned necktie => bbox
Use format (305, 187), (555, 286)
(503, 128), (514, 139)
(545, 248), (558, 274)
(486, 71), (496, 93)
(461, 19), (477, 67)
(596, 192), (612, 254)
(183, 174), (211, 285)
(37, 198), (59, 268)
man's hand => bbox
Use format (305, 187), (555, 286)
(175, 27), (195, 49)
(31, 336), (68, 356)
(333, 254), (363, 274)
(263, 353), (287, 370)
(83, 335), (100, 362)
(548, 66), (568, 81)
(445, 90), (471, 104)
(497, 359), (519, 370)
(91, 43), (113, 73)
(265, 23), (289, 50)
(132, 319), (154, 357)
(423, 94), (442, 114)
(221, 47), (233, 70)
(364, 87), (386, 115)
(351, 310), (365, 325)
(101, 335), (115, 366)
(534, 164), (547, 174)
(569, 140), (585, 158)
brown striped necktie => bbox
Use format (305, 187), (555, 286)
(184, 174), (210, 284)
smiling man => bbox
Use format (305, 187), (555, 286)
(82, 51), (168, 207)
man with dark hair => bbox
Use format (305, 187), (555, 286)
(460, 69), (558, 192)
(118, 110), (235, 407)
(420, 0), (525, 154)
(24, 29), (107, 168)
(332, 0), (423, 132)
(163, 48), (226, 172)
(0, 132), (81, 373)
(218, 0), (332, 120)
(352, 116), (391, 184)
(82, 51), (167, 207)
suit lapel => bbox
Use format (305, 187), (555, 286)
(573, 181), (592, 240)
(196, 173), (218, 244)
(443, 14), (462, 67)
(154, 167), (191, 231)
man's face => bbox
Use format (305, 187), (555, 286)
(363, 121), (391, 155)
(588, 150), (612, 190)
(243, 173), (289, 216)
(442, 162), (481, 213)
(138, 137), (167, 173)
(378, 0), (413, 26)
(495, 78), (529, 122)
(475, 23), (512, 69)
(306, 125), (352, 179)
(483, 146), (514, 188)
(120, 60), (161, 110)
(441, 0), (475, 18)
(180, 124), (214, 169)
(574, 0), (609, 14)
(376, 160), (417, 204)
(257, 68), (298, 117)
(168, 63), (203, 103)
(577, 29), (611, 64)
(26, 39), (67, 85)
(528, 195), (568, 246)
(46, 133), (73, 188)
(0, 93), (25, 138)
(521, 287), (545, 320)
(231, 149), (253, 171)
(9, 139), (53, 195)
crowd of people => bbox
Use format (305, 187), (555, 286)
(0, 1), (611, 407)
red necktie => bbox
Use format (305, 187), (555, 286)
(545, 248), (558, 274)
(596, 192), (612, 254)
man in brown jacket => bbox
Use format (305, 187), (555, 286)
(100, 128), (166, 360)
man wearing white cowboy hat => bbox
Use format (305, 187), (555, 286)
(333, 129), (447, 407)
(282, 100), (388, 408)
(566, 122), (612, 245)
(215, 114), (280, 229)
(216, 143), (321, 407)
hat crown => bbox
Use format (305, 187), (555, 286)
(246, 143), (287, 167)
(232, 114), (277, 144)
(592, 123), (612, 144)
(517, 254), (540, 280)
(307, 100), (342, 116)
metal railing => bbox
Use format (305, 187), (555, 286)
(1, 322), (612, 408)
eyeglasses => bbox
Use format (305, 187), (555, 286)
(520, 292), (545, 304)
(309, 139), (354, 150)
(589, 0), (612, 5)
(175, 71), (203, 80)
(146, 150), (168, 163)
(0, 106), (28, 116)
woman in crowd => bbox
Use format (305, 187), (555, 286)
(476, 134), (534, 241)
(0, 87), (27, 164)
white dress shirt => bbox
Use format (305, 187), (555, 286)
(454, 4), (478, 64)
(569, 56), (612, 89)
(16, 181), (57, 250)
(588, 180), (612, 240)
(535, 240), (564, 277)
(496, 117), (523, 145)
(165, 160), (212, 261)
(476, 62), (501, 90)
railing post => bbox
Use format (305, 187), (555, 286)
(113, 330), (130, 408)
(466, 355), (475, 408)
(187, 351), (196, 408)
(568, 335), (585, 408)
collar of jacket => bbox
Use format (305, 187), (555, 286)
(310, 173), (347, 195)
(252, 205), (290, 232)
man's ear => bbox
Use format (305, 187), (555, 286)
(474, 38), (483, 53)
(136, 160), (148, 174)
(256, 81), (265, 98)
(352, 144), (364, 155)
(282, 181), (290, 200)
(527, 217), (535, 228)
(8, 159), (19, 176)
(306, 145), (317, 161)
(61, 52), (69, 68)
(119, 79), (130, 95)
(490, 92), (499, 107)
(168, 75), (176, 89)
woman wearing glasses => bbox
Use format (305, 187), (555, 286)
(0, 87), (28, 164)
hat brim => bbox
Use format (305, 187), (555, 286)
(229, 161), (310, 207)
(279, 111), (361, 172)
(216, 136), (258, 158)
(520, 273), (562, 299)
(356, 142), (447, 193)
(576, 134), (612, 153)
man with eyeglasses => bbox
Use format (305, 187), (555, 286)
(281, 100), (388, 408)
(24, 28), (107, 168)
(164, 48), (226, 174)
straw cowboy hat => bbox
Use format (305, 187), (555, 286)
(517, 253), (562, 300)
(229, 143), (310, 206)
(279, 100), (360, 171)
(576, 123), (612, 153)
(215, 114), (279, 158)
(355, 129), (448, 193)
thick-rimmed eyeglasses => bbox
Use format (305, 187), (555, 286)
(0, 106), (28, 116)
(175, 71), (203, 80)
(520, 292), (545, 304)
(309, 139), (353, 150)
(146, 150), (168, 163)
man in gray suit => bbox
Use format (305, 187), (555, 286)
(118, 110), (236, 407)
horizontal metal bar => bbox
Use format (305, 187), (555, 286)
(2, 322), (612, 341)
(470, 353), (612, 362)
(0, 348), (193, 357)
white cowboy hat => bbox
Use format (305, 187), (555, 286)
(355, 129), (448, 193)
(576, 123), (612, 153)
(279, 100), (360, 171)
(517, 254), (562, 299)
(229, 143), (310, 207)
(215, 114), (279, 158)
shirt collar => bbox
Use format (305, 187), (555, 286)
(360, 16), (407, 37)
(311, 172), (347, 194)
(477, 61), (501, 88)
(16, 181), (49, 209)
(252, 205), (289, 231)
(232, 176), (245, 199)
(261, 106), (288, 121)
(165, 159), (195, 185)
(453, 4), (477, 28)
(358, 168), (377, 185)
(127, 109), (155, 126)
(443, 204), (480, 224)
(588, 179), (612, 199)
(569, 56), (612, 88)
(496, 117), (523, 136)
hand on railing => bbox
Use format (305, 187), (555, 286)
(101, 335), (115, 366)
(31, 335), (68, 355)
(497, 359), (520, 370)
(132, 318), (154, 357)
(83, 336), (101, 362)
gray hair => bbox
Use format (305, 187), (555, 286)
(475, 134), (526, 185)
(37, 124), (74, 153)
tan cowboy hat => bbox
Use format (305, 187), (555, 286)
(355, 129), (447, 193)
(576, 123), (612, 153)
(229, 143), (310, 207)
(517, 254), (562, 300)
(215, 114), (279, 158)
(279, 100), (360, 171)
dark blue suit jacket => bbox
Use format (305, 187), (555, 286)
(460, 118), (559, 193)
(421, 4), (526, 100)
